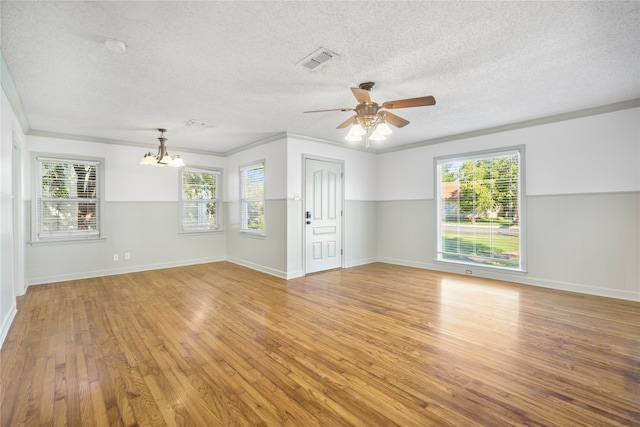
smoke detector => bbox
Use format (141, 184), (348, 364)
(105, 38), (127, 53)
(298, 47), (338, 71)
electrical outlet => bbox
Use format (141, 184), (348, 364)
(125, 252), (131, 260)
(113, 254), (119, 261)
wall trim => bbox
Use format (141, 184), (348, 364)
(26, 256), (225, 286)
(377, 190), (640, 203)
(377, 99), (640, 154)
(0, 304), (17, 350)
(287, 132), (371, 153)
(226, 256), (287, 280)
(11, 94), (638, 159)
(0, 52), (30, 133)
(224, 132), (288, 156)
(345, 257), (378, 269)
(376, 257), (639, 302)
(526, 190), (640, 198)
(27, 129), (226, 157)
(286, 270), (305, 280)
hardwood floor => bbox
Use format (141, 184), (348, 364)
(1, 262), (638, 426)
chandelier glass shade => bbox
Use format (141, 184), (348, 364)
(345, 115), (393, 148)
(140, 128), (185, 167)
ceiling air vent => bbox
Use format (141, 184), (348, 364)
(298, 48), (338, 71)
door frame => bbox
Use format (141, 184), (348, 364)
(302, 154), (345, 275)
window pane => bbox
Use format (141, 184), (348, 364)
(38, 158), (100, 239)
(240, 162), (265, 233)
(244, 201), (264, 231)
(183, 171), (217, 200)
(242, 166), (264, 199)
(438, 151), (521, 270)
(182, 201), (217, 228)
(181, 169), (219, 231)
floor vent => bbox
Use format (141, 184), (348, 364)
(298, 48), (338, 71)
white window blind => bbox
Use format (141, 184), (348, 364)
(181, 168), (220, 231)
(436, 148), (523, 270)
(240, 161), (265, 234)
(36, 157), (101, 240)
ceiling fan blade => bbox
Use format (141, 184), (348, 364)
(304, 108), (353, 113)
(381, 111), (410, 128)
(382, 96), (436, 109)
(351, 87), (372, 104)
(336, 116), (357, 129)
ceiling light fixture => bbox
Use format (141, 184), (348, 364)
(140, 128), (185, 167)
(305, 82), (436, 149)
(351, 111), (394, 147)
(368, 115), (393, 142)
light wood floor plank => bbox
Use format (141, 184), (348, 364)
(1, 262), (639, 426)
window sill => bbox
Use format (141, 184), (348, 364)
(29, 237), (107, 246)
(239, 230), (266, 239)
(433, 258), (528, 276)
(179, 229), (224, 235)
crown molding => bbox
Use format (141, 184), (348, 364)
(376, 98), (640, 154)
(4, 46), (637, 159)
(285, 132), (373, 153)
(223, 132), (288, 156)
(0, 51), (31, 133)
(27, 129), (227, 157)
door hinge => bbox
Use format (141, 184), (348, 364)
(341, 249), (343, 255)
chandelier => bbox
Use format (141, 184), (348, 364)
(139, 128), (185, 167)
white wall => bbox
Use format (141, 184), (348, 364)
(285, 136), (378, 275)
(1, 87), (25, 347)
(376, 107), (640, 300)
(285, 136), (378, 201)
(224, 137), (289, 276)
(378, 108), (640, 199)
(23, 134), (227, 285)
(25, 136), (226, 202)
(4, 89), (638, 356)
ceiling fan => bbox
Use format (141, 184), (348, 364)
(304, 82), (436, 147)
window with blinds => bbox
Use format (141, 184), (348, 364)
(181, 167), (220, 231)
(436, 148), (523, 270)
(36, 157), (101, 240)
(240, 161), (265, 234)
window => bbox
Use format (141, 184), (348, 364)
(35, 156), (101, 240)
(181, 167), (221, 231)
(240, 161), (265, 234)
(436, 148), (523, 270)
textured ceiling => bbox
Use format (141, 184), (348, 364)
(1, 1), (639, 154)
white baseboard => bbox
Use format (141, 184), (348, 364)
(377, 257), (640, 302)
(226, 257), (288, 279)
(285, 270), (305, 280)
(0, 303), (17, 350)
(345, 257), (378, 268)
(26, 256), (226, 286)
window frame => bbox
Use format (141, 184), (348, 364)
(179, 166), (222, 233)
(32, 154), (104, 242)
(239, 160), (266, 236)
(434, 146), (526, 272)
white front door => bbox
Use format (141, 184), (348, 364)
(305, 158), (343, 274)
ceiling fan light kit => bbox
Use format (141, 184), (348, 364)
(305, 82), (436, 148)
(140, 128), (185, 167)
